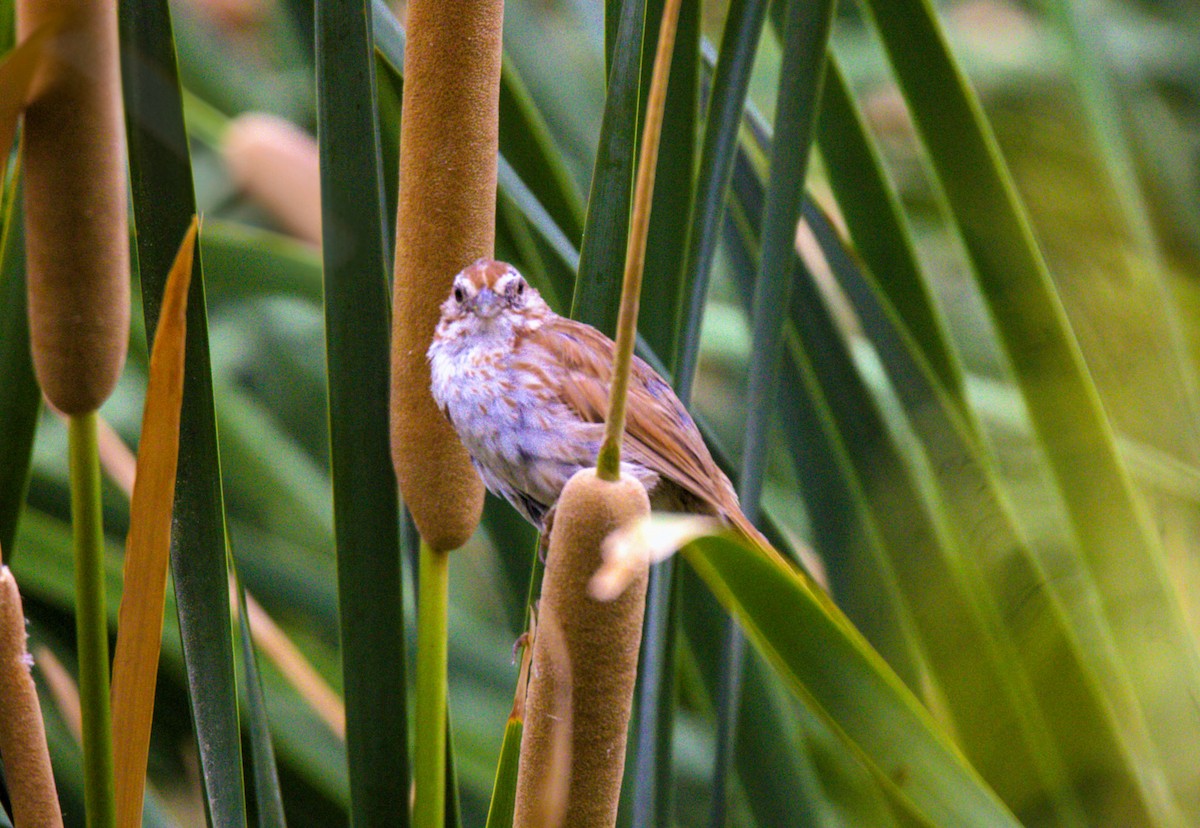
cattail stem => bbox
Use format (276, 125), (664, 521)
(414, 539), (451, 827)
(597, 0), (684, 482)
(68, 412), (116, 828)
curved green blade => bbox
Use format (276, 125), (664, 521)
(815, 55), (965, 411)
(0, 167), (37, 561)
(201, 219), (323, 306)
(571, 0), (646, 333)
(802, 200), (1153, 823)
(682, 534), (1020, 827)
(233, 575), (286, 828)
(675, 0), (769, 393)
(483, 716), (521, 828)
(498, 54), (586, 247)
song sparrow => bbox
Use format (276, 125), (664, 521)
(428, 258), (771, 551)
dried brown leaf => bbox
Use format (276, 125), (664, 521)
(109, 217), (196, 828)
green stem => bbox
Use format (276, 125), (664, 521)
(414, 539), (450, 827)
(68, 412), (115, 828)
(597, 0), (683, 482)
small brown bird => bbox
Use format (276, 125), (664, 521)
(427, 258), (772, 553)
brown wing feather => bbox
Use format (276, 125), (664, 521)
(524, 316), (742, 519)
(517, 314), (787, 565)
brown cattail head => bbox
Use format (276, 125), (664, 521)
(20, 0), (129, 416)
(513, 469), (650, 828)
(0, 566), (65, 828)
(222, 113), (322, 246)
(389, 0), (504, 552)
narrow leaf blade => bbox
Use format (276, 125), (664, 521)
(233, 579), (287, 828)
(862, 0), (1200, 815)
(316, 1), (410, 824)
(111, 218), (196, 828)
(119, 0), (247, 822)
(571, 0), (646, 333)
(0, 168), (37, 559)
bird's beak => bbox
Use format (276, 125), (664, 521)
(471, 288), (503, 318)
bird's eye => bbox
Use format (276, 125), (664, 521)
(453, 286), (465, 304)
(504, 277), (525, 302)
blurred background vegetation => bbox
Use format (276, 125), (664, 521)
(3, 0), (1199, 825)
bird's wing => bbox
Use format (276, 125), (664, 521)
(519, 315), (742, 517)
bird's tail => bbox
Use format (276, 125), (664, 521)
(725, 507), (789, 569)
(725, 507), (832, 597)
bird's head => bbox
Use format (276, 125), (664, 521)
(438, 259), (549, 333)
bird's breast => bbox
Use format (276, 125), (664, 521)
(431, 342), (526, 450)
